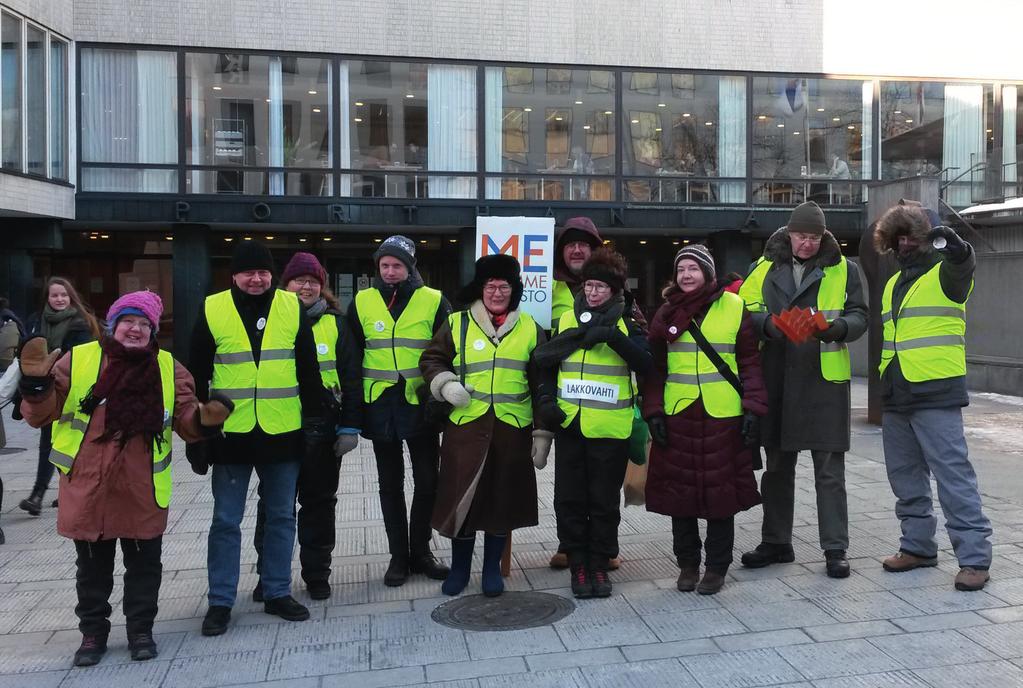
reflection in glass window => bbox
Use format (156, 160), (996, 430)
(881, 81), (987, 205)
(81, 48), (177, 190)
(1, 13), (21, 170)
(622, 71), (745, 202)
(25, 24), (44, 175)
(485, 66), (615, 201)
(50, 38), (68, 180)
(1003, 85), (1019, 198)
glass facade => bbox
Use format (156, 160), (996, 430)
(2, 13), (21, 170)
(50, 39), (68, 180)
(74, 45), (1023, 208)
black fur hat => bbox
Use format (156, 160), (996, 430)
(456, 253), (524, 309)
(580, 248), (628, 293)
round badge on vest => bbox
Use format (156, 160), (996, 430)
(580, 312), (592, 323)
(374, 320), (385, 333)
(669, 325), (678, 335)
(473, 339), (486, 351)
(256, 317), (267, 331)
(317, 343), (329, 355)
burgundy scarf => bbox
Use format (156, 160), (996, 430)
(80, 337), (165, 447)
(649, 281), (722, 342)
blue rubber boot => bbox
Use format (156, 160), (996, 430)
(441, 535), (474, 596)
(481, 533), (507, 597)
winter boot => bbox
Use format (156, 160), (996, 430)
(570, 563), (592, 599)
(442, 535), (475, 596)
(824, 549), (850, 579)
(740, 542), (795, 569)
(19, 488), (45, 516)
(127, 632), (158, 661)
(676, 561), (700, 592)
(73, 633), (108, 667)
(697, 569), (726, 595)
(591, 566), (612, 598)
(481, 533), (507, 597)
(410, 551), (450, 580)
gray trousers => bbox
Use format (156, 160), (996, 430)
(882, 407), (992, 568)
(760, 449), (849, 551)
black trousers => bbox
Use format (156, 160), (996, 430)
(254, 436), (341, 584)
(372, 434), (439, 559)
(672, 517), (735, 573)
(34, 423), (55, 493)
(74, 537), (162, 636)
(553, 422), (629, 567)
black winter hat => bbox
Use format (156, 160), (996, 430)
(786, 201), (827, 235)
(231, 240), (275, 275)
(372, 235), (417, 272)
(456, 253), (524, 310)
(580, 248), (628, 293)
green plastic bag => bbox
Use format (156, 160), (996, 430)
(627, 404), (648, 465)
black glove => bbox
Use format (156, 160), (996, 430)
(303, 417), (334, 447)
(647, 414), (668, 447)
(814, 318), (848, 343)
(185, 441), (210, 476)
(536, 395), (566, 429)
(763, 317), (784, 340)
(741, 411), (761, 448)
(928, 226), (969, 262)
(580, 325), (614, 349)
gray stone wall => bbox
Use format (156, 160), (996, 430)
(0, 175), (74, 219)
(2, 0), (73, 37)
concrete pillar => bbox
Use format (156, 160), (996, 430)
(0, 249), (34, 317)
(172, 225), (211, 363)
(707, 229), (754, 280)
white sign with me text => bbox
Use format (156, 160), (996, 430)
(560, 380), (620, 404)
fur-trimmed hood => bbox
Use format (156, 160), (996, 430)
(763, 226), (843, 269)
(873, 203), (934, 255)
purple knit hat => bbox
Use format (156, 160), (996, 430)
(281, 252), (328, 287)
(106, 291), (163, 333)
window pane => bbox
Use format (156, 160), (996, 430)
(2, 13), (22, 170)
(50, 39), (68, 179)
(186, 53), (270, 168)
(752, 77), (870, 186)
(279, 57), (331, 169)
(346, 61), (429, 171)
(81, 48), (178, 167)
(81, 167), (176, 192)
(25, 24), (45, 175)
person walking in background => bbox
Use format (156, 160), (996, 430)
(0, 296), (23, 545)
(20, 277), (101, 516)
(19, 291), (233, 666)
(252, 252), (363, 601)
(347, 236), (451, 587)
(738, 201), (867, 578)
(420, 254), (549, 597)
(873, 202), (992, 591)
(643, 245), (767, 595)
(533, 249), (651, 598)
(189, 241), (324, 636)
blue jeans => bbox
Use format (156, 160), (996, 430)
(208, 461), (301, 607)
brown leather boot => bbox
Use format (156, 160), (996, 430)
(697, 570), (725, 595)
(882, 551), (938, 573)
(549, 552), (568, 569)
(676, 564), (699, 592)
(954, 567), (990, 591)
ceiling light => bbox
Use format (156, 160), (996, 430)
(355, 101), (364, 106)
(298, 238), (307, 242)
(212, 86), (222, 91)
(793, 131), (800, 135)
(354, 117), (363, 123)
(419, 239), (427, 244)
(816, 107), (825, 112)
(265, 98), (271, 103)
(672, 240), (680, 245)
(705, 121), (713, 126)
(583, 125), (591, 130)
(265, 235), (274, 240)
(905, 118), (913, 123)
(847, 125), (855, 130)
(308, 90), (317, 95)
(894, 110), (901, 114)
(405, 94), (414, 99)
(832, 117), (840, 122)
(448, 238), (458, 243)
(654, 127), (662, 132)
(322, 237), (332, 242)
(374, 238), (382, 243)
(164, 235), (173, 240)
(657, 103), (666, 108)
(555, 116), (563, 121)
(243, 236), (252, 241)
(603, 110), (613, 115)
(100, 234), (109, 239)
(523, 107), (532, 112)
(757, 115), (767, 120)
(639, 240), (647, 245)
(312, 108), (321, 113)
(631, 119), (639, 124)
(777, 123), (785, 128)
(602, 239), (610, 245)
(986, 128), (993, 133)
(682, 113), (691, 118)
(574, 100), (583, 105)
(224, 237), (233, 242)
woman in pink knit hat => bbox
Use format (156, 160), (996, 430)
(18, 290), (235, 667)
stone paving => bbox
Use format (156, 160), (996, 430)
(1, 380), (1023, 687)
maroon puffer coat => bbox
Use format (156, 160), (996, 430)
(642, 292), (768, 519)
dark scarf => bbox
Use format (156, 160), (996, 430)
(41, 305), (78, 351)
(80, 336), (165, 448)
(305, 297), (329, 321)
(650, 282), (722, 342)
(532, 291), (625, 368)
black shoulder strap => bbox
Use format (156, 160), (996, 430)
(685, 321), (743, 396)
(458, 311), (470, 384)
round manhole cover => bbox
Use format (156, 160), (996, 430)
(432, 591), (575, 631)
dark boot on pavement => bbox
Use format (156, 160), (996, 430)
(442, 535), (475, 596)
(676, 562), (700, 592)
(264, 595), (310, 621)
(481, 534), (506, 597)
(73, 633), (108, 667)
(824, 549), (850, 578)
(590, 567), (612, 598)
(410, 551), (450, 580)
(697, 570), (726, 595)
(306, 580), (331, 600)
(570, 563), (592, 599)
(384, 556), (409, 587)
(954, 567), (990, 591)
(740, 543), (795, 569)
(549, 551), (568, 569)
(201, 606), (231, 636)
(882, 551), (938, 573)
(19, 488), (44, 516)
(251, 581), (263, 602)
(127, 632), (158, 661)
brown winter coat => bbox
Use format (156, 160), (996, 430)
(642, 290), (768, 519)
(21, 350), (206, 541)
(420, 302), (546, 538)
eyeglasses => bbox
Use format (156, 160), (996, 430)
(583, 282), (611, 293)
(793, 233), (822, 245)
(483, 284), (512, 295)
(118, 319), (152, 332)
(290, 278), (319, 288)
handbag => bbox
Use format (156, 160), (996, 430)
(0, 359), (20, 405)
(422, 313), (470, 428)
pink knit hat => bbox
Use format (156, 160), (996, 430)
(106, 290), (163, 333)
(281, 251), (328, 287)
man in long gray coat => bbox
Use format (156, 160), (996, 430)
(737, 201), (868, 578)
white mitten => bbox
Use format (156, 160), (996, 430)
(440, 380), (472, 408)
(531, 430), (554, 469)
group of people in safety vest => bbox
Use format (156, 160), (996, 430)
(11, 199), (991, 668)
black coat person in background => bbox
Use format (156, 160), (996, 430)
(346, 236), (452, 586)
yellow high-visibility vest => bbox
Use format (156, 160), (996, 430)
(448, 310), (537, 427)
(312, 314), (340, 390)
(356, 286), (442, 405)
(880, 262), (970, 381)
(663, 291), (744, 418)
(551, 281), (574, 332)
(206, 289), (302, 434)
(50, 342), (175, 508)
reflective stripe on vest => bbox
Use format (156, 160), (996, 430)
(663, 291), (744, 418)
(448, 310), (537, 427)
(206, 289), (302, 435)
(556, 312), (634, 439)
(312, 314), (340, 389)
(551, 281), (573, 332)
(738, 254), (852, 382)
(50, 342), (175, 508)
(357, 286), (441, 405)
(880, 262), (970, 382)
